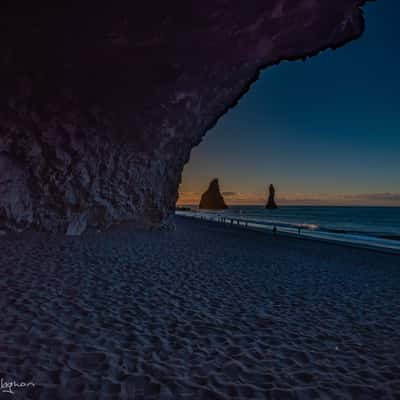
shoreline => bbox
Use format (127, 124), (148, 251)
(176, 211), (400, 255)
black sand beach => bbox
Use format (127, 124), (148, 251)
(1, 216), (400, 399)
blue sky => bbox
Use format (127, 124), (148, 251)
(179, 0), (400, 205)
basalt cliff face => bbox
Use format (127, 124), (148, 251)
(0, 2), (368, 232)
(199, 179), (228, 210)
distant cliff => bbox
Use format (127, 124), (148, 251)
(199, 179), (228, 210)
(266, 184), (278, 209)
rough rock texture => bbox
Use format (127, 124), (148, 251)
(0, 2), (369, 232)
(266, 184), (278, 209)
(199, 179), (228, 210)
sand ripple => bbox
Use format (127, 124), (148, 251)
(1, 217), (399, 399)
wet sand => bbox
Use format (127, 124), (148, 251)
(1, 216), (399, 399)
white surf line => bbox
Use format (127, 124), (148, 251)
(176, 211), (400, 255)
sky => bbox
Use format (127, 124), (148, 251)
(178, 0), (400, 206)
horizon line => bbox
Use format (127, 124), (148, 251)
(176, 203), (400, 207)
(177, 191), (400, 207)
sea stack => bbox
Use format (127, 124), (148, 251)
(266, 184), (278, 209)
(199, 179), (228, 210)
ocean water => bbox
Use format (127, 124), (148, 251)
(179, 206), (400, 239)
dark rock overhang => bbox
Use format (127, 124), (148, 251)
(0, 1), (371, 233)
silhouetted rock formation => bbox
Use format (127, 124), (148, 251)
(0, 3), (368, 232)
(199, 179), (228, 210)
(266, 184), (278, 209)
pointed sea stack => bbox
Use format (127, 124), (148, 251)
(199, 179), (228, 210)
(266, 184), (278, 209)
